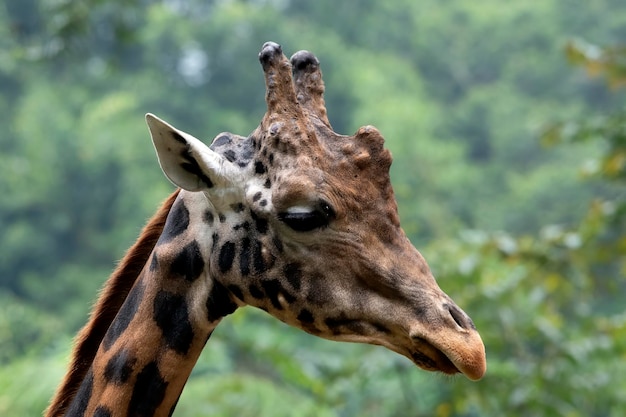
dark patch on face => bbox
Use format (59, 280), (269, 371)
(305, 275), (331, 306)
(223, 150), (237, 162)
(259, 199), (268, 207)
(297, 308), (315, 324)
(372, 322), (392, 334)
(169, 240), (205, 282)
(206, 280), (238, 322)
(231, 203), (245, 213)
(250, 211), (269, 234)
(157, 199), (190, 244)
(104, 348), (136, 384)
(324, 316), (348, 328)
(233, 221), (250, 231)
(153, 290), (194, 355)
(211, 134), (232, 148)
(127, 361), (168, 417)
(212, 232), (219, 245)
(324, 317), (366, 335)
(103, 281), (145, 350)
(268, 153), (275, 165)
(218, 213), (226, 223)
(94, 406), (113, 417)
(284, 263), (302, 291)
(65, 368), (93, 417)
(227, 284), (244, 302)
(150, 252), (158, 272)
(204, 210), (215, 225)
(414, 306), (427, 322)
(180, 146), (214, 189)
(254, 160), (266, 174)
(261, 279), (295, 310)
(252, 239), (268, 273)
(239, 237), (251, 276)
(249, 284), (264, 299)
(218, 241), (236, 273)
(252, 192), (262, 202)
(264, 178), (272, 188)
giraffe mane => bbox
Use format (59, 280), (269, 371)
(45, 189), (181, 417)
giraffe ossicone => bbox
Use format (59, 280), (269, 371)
(47, 41), (485, 417)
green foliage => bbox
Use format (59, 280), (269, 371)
(566, 39), (626, 89)
(0, 293), (63, 363)
(426, 224), (626, 416)
(1, 1), (626, 416)
(435, 42), (626, 416)
(0, 347), (68, 416)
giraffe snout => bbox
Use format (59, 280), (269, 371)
(427, 300), (486, 380)
(404, 297), (486, 380)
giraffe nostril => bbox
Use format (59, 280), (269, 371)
(446, 303), (474, 330)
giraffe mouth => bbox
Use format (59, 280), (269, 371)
(407, 330), (486, 381)
(409, 337), (461, 376)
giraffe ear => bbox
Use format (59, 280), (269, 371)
(146, 113), (242, 192)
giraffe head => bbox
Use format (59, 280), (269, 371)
(147, 42), (486, 380)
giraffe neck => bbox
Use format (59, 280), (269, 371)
(60, 191), (240, 417)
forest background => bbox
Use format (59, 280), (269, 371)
(1, 0), (625, 416)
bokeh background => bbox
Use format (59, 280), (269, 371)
(1, 0), (625, 415)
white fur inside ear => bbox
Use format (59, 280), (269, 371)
(146, 113), (243, 192)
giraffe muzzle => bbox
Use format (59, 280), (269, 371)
(408, 301), (486, 381)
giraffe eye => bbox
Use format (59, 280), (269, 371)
(278, 201), (335, 232)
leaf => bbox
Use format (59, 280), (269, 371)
(602, 149), (626, 176)
(565, 39), (626, 88)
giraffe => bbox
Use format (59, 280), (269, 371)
(46, 42), (486, 417)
